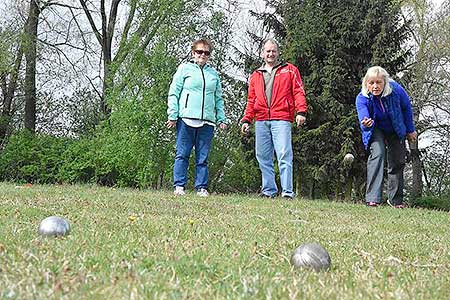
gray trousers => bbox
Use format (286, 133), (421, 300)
(366, 128), (406, 205)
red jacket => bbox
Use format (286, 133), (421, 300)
(241, 62), (307, 123)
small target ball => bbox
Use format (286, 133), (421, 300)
(343, 153), (355, 163)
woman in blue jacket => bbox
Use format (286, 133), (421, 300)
(356, 66), (417, 208)
(166, 39), (227, 197)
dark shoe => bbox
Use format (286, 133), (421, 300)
(387, 199), (406, 209)
(282, 195), (294, 200)
(259, 193), (276, 198)
(366, 201), (379, 207)
(394, 204), (406, 209)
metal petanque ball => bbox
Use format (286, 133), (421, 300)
(290, 243), (331, 271)
(38, 216), (70, 237)
(343, 153), (355, 163)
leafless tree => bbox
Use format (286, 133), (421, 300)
(402, 0), (450, 198)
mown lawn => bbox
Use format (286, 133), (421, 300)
(0, 182), (449, 299)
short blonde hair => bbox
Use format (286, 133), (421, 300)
(361, 66), (393, 97)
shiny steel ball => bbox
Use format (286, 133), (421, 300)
(291, 243), (331, 271)
(38, 216), (70, 237)
(343, 153), (355, 163)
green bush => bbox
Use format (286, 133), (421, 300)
(207, 126), (261, 194)
(57, 122), (173, 188)
(410, 196), (450, 211)
(0, 130), (71, 183)
(57, 137), (97, 184)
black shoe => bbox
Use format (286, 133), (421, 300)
(259, 193), (276, 198)
(282, 195), (294, 200)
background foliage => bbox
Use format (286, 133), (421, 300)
(0, 0), (449, 205)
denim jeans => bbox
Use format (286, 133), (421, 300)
(173, 119), (214, 190)
(366, 128), (406, 204)
(255, 120), (294, 197)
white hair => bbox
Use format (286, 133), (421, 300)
(361, 66), (393, 97)
(261, 38), (279, 51)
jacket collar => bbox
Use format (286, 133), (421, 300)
(256, 61), (287, 72)
(189, 60), (209, 69)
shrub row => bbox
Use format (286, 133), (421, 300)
(0, 129), (261, 193)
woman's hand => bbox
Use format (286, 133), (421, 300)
(361, 117), (374, 128)
(166, 120), (177, 129)
(219, 123), (228, 130)
(407, 131), (418, 143)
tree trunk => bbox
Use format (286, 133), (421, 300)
(344, 175), (353, 201)
(102, 47), (112, 116)
(295, 169), (301, 197)
(0, 41), (25, 145)
(23, 0), (40, 133)
(80, 0), (121, 118)
(410, 139), (422, 199)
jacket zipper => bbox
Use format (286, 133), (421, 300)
(185, 93), (189, 108)
(201, 67), (206, 120)
(379, 97), (386, 113)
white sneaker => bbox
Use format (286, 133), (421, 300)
(174, 186), (185, 196)
(196, 188), (209, 197)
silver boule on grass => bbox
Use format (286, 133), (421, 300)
(38, 216), (71, 237)
(290, 243), (331, 271)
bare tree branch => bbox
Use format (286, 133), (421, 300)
(38, 38), (84, 71)
(69, 6), (92, 51)
(100, 0), (107, 53)
(4, 43), (24, 114)
(107, 0), (121, 48)
(1, 73), (7, 98)
(85, 74), (102, 100)
(118, 0), (137, 48)
(79, 0), (102, 45)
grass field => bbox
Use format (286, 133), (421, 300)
(1, 182), (449, 299)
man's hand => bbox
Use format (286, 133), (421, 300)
(219, 123), (228, 130)
(241, 123), (250, 134)
(296, 115), (306, 127)
(361, 117), (373, 128)
(166, 120), (177, 129)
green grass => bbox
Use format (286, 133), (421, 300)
(1, 182), (449, 299)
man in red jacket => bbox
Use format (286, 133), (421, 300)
(241, 38), (307, 199)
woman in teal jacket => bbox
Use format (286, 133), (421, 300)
(166, 39), (227, 197)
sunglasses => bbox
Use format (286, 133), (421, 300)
(194, 50), (211, 56)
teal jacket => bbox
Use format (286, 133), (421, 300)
(167, 62), (227, 124)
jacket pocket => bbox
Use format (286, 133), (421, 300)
(185, 93), (190, 108)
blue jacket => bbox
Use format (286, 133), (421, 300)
(167, 62), (227, 124)
(355, 80), (415, 149)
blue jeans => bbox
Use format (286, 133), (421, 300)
(255, 120), (294, 197)
(173, 119), (214, 190)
